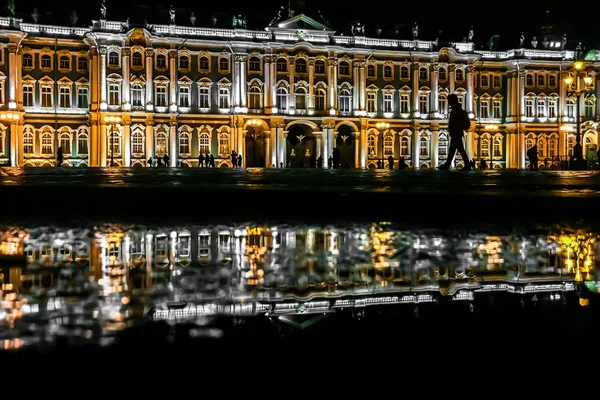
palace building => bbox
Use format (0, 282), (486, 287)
(0, 6), (598, 169)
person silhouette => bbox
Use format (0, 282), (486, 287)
(527, 143), (539, 170)
(438, 94), (472, 171)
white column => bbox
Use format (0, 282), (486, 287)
(431, 63), (439, 115)
(559, 71), (567, 119)
(449, 65), (456, 94)
(122, 48), (130, 109)
(145, 49), (154, 109)
(271, 58), (277, 111)
(412, 129), (420, 168)
(7, 43), (18, 109)
(239, 55), (247, 109)
(100, 46), (108, 109)
(316, 134), (322, 160)
(264, 55), (272, 111)
(265, 136), (271, 167)
(354, 132), (360, 168)
(519, 71), (525, 117)
(360, 124), (367, 169)
(328, 57), (337, 112)
(100, 123), (107, 166)
(90, 120), (99, 166)
(123, 122), (131, 167)
(507, 73), (513, 118)
(413, 63), (420, 115)
(169, 50), (177, 110)
(308, 59), (315, 112)
(352, 60), (359, 114)
(466, 66), (474, 114)
(145, 122), (154, 165)
(9, 122), (17, 166)
(431, 129), (439, 168)
(169, 122), (177, 167)
(359, 61), (366, 111)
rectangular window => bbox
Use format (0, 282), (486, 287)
(23, 85), (33, 107)
(77, 87), (88, 109)
(41, 86), (52, 108)
(155, 86), (167, 107)
(218, 88), (229, 109)
(108, 83), (120, 106)
(178, 86), (190, 107)
(367, 92), (376, 113)
(383, 93), (393, 113)
(198, 87), (210, 108)
(59, 86), (71, 108)
(480, 101), (489, 119)
(492, 101), (501, 119)
(78, 135), (88, 155)
(400, 94), (410, 114)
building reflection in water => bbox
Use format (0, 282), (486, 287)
(0, 222), (598, 349)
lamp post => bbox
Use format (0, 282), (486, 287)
(564, 59), (593, 170)
(0, 112), (20, 166)
(376, 122), (390, 169)
(104, 115), (121, 167)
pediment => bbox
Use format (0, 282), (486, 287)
(269, 13), (333, 33)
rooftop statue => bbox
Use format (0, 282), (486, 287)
(169, 5), (175, 24)
(412, 22), (418, 40)
(100, 0), (107, 19)
(351, 21), (365, 36)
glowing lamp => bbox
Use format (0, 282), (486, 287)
(575, 61), (583, 70)
(564, 76), (573, 86)
(584, 76), (593, 85)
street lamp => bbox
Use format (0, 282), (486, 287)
(103, 115), (121, 167)
(376, 122), (390, 169)
(564, 59), (593, 169)
(0, 112), (20, 166)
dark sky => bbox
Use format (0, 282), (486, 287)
(14, 0), (591, 49)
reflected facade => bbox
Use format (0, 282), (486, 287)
(0, 222), (598, 349)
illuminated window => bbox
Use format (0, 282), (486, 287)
(548, 137), (557, 157)
(480, 100), (489, 119)
(481, 137), (490, 157)
(419, 92), (429, 114)
(295, 87), (306, 110)
(525, 98), (534, 117)
(400, 93), (410, 114)
(155, 86), (167, 107)
(77, 131), (88, 155)
(339, 88), (352, 113)
(131, 84), (144, 108)
(419, 136), (429, 156)
(178, 85), (190, 107)
(384, 136), (393, 156)
(179, 131), (190, 154)
(248, 86), (262, 109)
(23, 130), (34, 154)
(315, 88), (326, 112)
(77, 87), (89, 109)
(23, 85), (33, 107)
(218, 87), (229, 109)
(400, 136), (410, 156)
(199, 132), (210, 154)
(438, 134), (448, 156)
(108, 83), (120, 106)
(492, 100), (501, 118)
(548, 98), (557, 118)
(383, 92), (393, 113)
(41, 86), (52, 108)
(566, 99), (575, 118)
(155, 131), (168, 157)
(41, 131), (53, 155)
(276, 87), (288, 111)
(219, 132), (230, 155)
(367, 91), (376, 113)
(367, 134), (376, 156)
(132, 131), (143, 154)
(493, 138), (501, 157)
(198, 86), (210, 108)
(59, 132), (71, 155)
(438, 93), (448, 116)
(537, 99), (546, 118)
(59, 86), (71, 108)
(314, 60), (325, 74)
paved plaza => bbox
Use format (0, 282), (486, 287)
(1, 167), (599, 224)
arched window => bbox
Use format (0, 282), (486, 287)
(219, 132), (230, 155)
(179, 131), (190, 155)
(567, 137), (575, 156)
(155, 131), (168, 157)
(295, 87), (306, 110)
(548, 137), (557, 157)
(23, 131), (34, 154)
(108, 132), (121, 157)
(199, 132), (210, 154)
(59, 132), (71, 155)
(493, 138), (501, 157)
(383, 136), (393, 156)
(314, 59), (326, 74)
(367, 64), (375, 77)
(385, 65), (394, 78)
(367, 134), (376, 155)
(276, 58), (287, 72)
(419, 136), (429, 156)
(400, 136), (410, 156)
(537, 139), (546, 158)
(41, 132), (53, 156)
(132, 131), (144, 155)
(248, 86), (262, 109)
(156, 54), (167, 68)
(77, 130), (89, 155)
(315, 88), (326, 111)
(276, 87), (288, 111)
(132, 52), (143, 67)
(295, 58), (307, 74)
(481, 137), (490, 157)
(131, 84), (144, 108)
(339, 88), (352, 113)
(22, 54), (33, 68)
(438, 134), (448, 156)
(248, 56), (261, 72)
(456, 69), (464, 81)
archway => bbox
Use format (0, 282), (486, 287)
(245, 129), (266, 167)
(336, 125), (356, 168)
(287, 124), (316, 168)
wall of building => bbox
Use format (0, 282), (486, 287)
(0, 15), (597, 169)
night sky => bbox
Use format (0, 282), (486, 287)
(10, 0), (590, 49)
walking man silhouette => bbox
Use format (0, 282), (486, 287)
(438, 94), (472, 171)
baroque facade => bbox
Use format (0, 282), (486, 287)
(0, 12), (598, 169)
